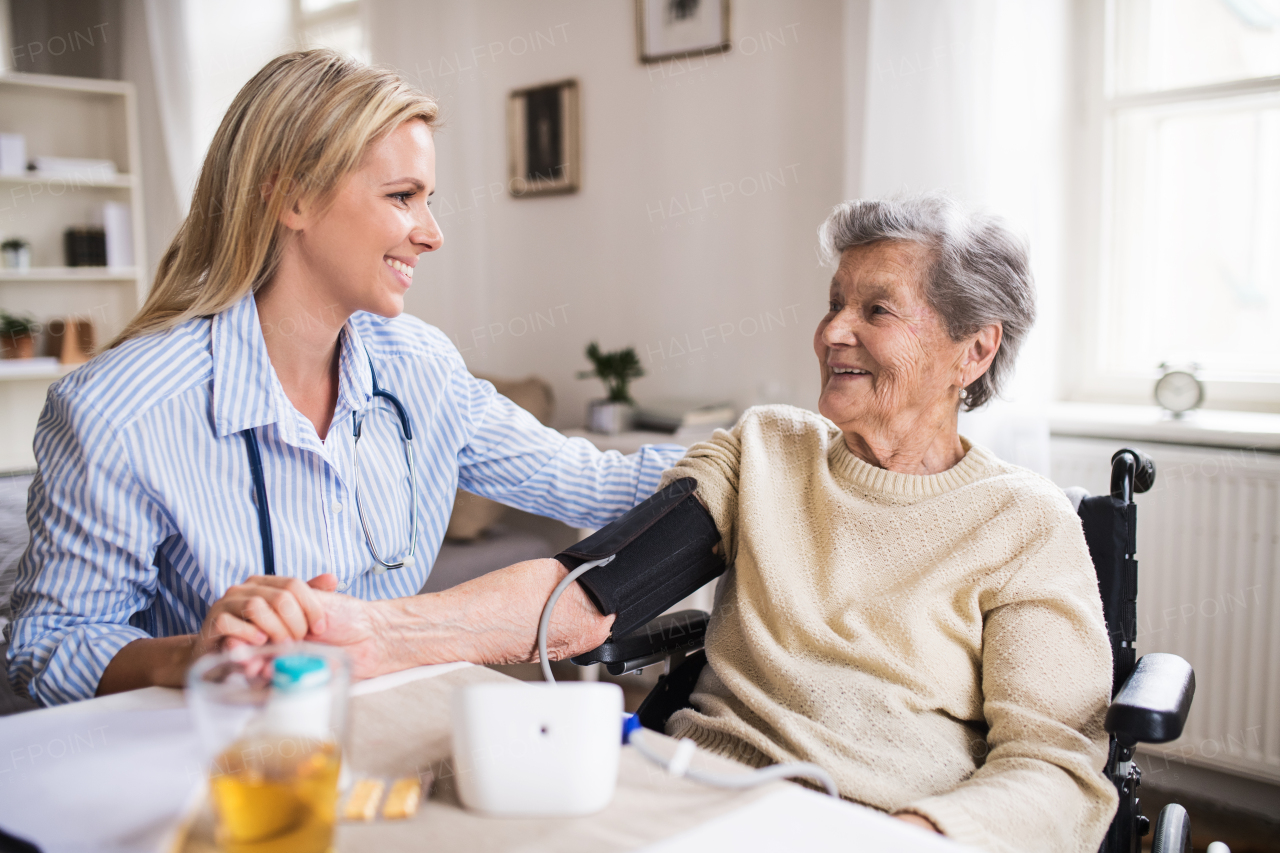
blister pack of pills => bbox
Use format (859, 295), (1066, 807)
(339, 771), (433, 822)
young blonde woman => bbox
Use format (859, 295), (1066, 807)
(5, 49), (682, 706)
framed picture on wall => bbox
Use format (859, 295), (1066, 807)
(507, 79), (580, 198)
(635, 0), (731, 64)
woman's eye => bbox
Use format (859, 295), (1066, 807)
(827, 301), (840, 313)
(390, 191), (414, 205)
(871, 305), (888, 315)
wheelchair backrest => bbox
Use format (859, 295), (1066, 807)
(1078, 493), (1138, 697)
(1070, 448), (1154, 698)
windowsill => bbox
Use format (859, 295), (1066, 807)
(1048, 402), (1280, 451)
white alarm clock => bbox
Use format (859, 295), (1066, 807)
(1154, 363), (1203, 417)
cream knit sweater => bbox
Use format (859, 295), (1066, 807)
(661, 405), (1118, 853)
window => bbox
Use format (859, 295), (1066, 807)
(187, 0), (367, 189)
(293, 0), (368, 64)
(189, 1), (296, 170)
(1074, 0), (1280, 408)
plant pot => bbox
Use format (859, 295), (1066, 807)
(2, 245), (30, 270)
(1, 332), (35, 359)
(587, 400), (634, 435)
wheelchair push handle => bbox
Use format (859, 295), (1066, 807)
(1110, 448), (1156, 503)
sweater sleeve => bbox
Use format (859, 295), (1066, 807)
(657, 425), (743, 561)
(896, 503), (1119, 853)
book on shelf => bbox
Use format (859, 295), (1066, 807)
(0, 134), (25, 176)
(102, 202), (133, 267)
(64, 227), (107, 266)
(633, 398), (737, 433)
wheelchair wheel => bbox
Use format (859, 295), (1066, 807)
(1151, 803), (1191, 853)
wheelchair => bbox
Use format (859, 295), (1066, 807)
(573, 448), (1200, 853)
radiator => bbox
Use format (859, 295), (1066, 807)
(1051, 436), (1280, 785)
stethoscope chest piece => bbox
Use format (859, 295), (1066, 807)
(370, 553), (414, 575)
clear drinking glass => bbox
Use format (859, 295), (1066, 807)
(186, 643), (350, 853)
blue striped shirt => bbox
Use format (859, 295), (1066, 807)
(5, 293), (683, 706)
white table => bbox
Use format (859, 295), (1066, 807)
(0, 663), (967, 853)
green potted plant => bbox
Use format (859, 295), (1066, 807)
(578, 341), (644, 434)
(0, 310), (38, 359)
(2, 237), (31, 271)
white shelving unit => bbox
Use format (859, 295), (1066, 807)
(0, 266), (140, 281)
(0, 72), (147, 472)
(0, 171), (136, 189)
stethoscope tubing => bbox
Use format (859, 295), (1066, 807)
(241, 429), (277, 574)
(241, 356), (417, 576)
(352, 400), (418, 571)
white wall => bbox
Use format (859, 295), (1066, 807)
(369, 0), (852, 428)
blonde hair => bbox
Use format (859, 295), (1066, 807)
(111, 49), (438, 347)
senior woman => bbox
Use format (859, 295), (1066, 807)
(654, 194), (1117, 852)
(303, 194), (1116, 853)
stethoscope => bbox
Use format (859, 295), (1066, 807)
(240, 357), (418, 576)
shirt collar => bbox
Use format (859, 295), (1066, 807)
(211, 292), (375, 439)
(336, 318), (375, 419)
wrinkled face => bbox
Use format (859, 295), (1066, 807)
(289, 119), (442, 319)
(814, 242), (969, 435)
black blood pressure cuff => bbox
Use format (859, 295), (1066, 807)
(556, 478), (726, 638)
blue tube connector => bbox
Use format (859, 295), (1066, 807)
(622, 713), (642, 745)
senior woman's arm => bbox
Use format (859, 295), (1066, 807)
(301, 558), (615, 676)
(301, 427), (749, 677)
(655, 426), (743, 555)
(894, 509), (1119, 852)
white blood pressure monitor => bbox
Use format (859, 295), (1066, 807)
(452, 681), (624, 817)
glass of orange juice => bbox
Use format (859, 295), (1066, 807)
(187, 643), (350, 853)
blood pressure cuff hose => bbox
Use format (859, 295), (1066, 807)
(555, 477), (726, 638)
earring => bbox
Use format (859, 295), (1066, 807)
(958, 387), (969, 401)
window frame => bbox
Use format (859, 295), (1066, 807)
(1064, 0), (1280, 412)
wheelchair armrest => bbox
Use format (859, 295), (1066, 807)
(570, 610), (709, 676)
(1105, 653), (1195, 746)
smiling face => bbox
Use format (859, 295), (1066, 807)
(814, 241), (977, 447)
(284, 119), (442, 319)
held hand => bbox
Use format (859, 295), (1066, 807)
(213, 558), (620, 684)
(301, 588), (393, 679)
(304, 559), (616, 675)
(194, 573), (339, 659)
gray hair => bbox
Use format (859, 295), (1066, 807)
(817, 192), (1035, 410)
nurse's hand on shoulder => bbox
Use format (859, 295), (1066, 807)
(193, 573), (340, 659)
